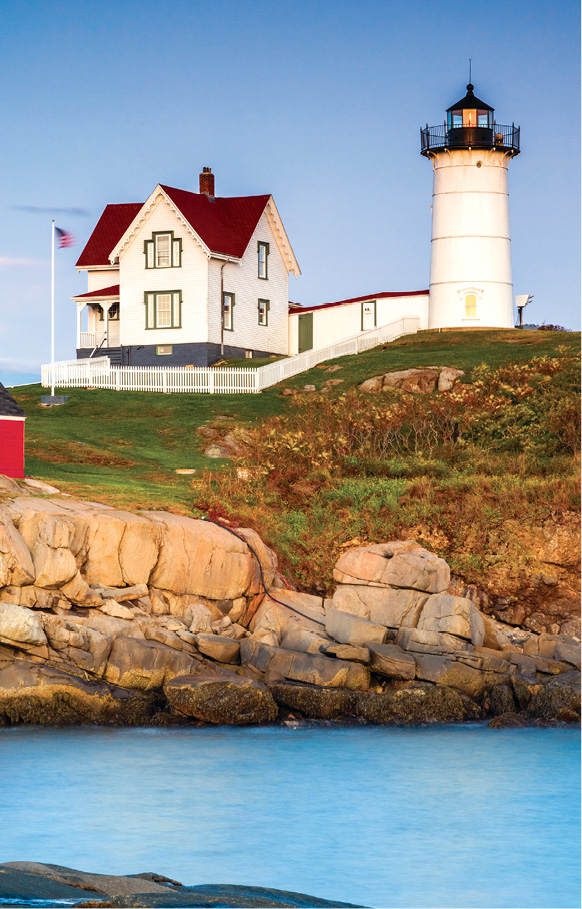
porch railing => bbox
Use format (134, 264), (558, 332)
(43, 315), (421, 395)
(79, 331), (107, 349)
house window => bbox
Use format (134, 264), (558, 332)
(258, 298), (269, 326)
(108, 303), (119, 321)
(258, 241), (269, 279)
(144, 232), (182, 268)
(156, 345), (173, 355)
(464, 293), (477, 319)
(223, 292), (235, 331)
(144, 291), (182, 329)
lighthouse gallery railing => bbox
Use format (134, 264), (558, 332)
(420, 123), (520, 155)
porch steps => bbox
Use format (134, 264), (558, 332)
(106, 347), (122, 366)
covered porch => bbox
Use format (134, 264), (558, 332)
(72, 285), (120, 353)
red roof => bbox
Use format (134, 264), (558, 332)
(161, 185), (270, 258)
(289, 290), (428, 314)
(76, 186), (271, 267)
(73, 284), (120, 300)
(76, 204), (142, 267)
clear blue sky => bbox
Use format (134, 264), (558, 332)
(1, 0), (579, 383)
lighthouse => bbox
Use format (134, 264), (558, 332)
(421, 83), (520, 329)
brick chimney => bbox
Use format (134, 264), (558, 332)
(199, 166), (215, 197)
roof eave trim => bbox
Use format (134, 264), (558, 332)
(108, 185), (213, 262)
(264, 196), (301, 277)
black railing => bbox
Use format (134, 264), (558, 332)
(420, 122), (520, 155)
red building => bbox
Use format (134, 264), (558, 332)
(0, 384), (26, 478)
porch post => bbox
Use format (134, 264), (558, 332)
(76, 302), (85, 349)
(102, 301), (113, 349)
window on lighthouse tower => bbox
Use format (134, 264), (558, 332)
(464, 293), (477, 319)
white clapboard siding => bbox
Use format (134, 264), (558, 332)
(42, 317), (420, 394)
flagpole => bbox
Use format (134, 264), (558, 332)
(50, 218), (55, 397)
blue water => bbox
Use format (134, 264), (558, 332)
(1, 725), (579, 908)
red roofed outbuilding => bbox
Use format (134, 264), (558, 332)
(0, 384), (25, 478)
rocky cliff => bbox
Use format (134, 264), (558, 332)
(0, 476), (579, 728)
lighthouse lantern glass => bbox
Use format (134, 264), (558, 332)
(448, 109), (492, 129)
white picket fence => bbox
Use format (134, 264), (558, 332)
(41, 316), (420, 395)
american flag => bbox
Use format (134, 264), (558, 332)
(55, 226), (74, 248)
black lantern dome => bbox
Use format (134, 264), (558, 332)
(421, 83), (519, 157)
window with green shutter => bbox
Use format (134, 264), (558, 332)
(144, 291), (182, 329)
(144, 232), (182, 269)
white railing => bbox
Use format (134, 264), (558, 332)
(42, 316), (420, 395)
(79, 331), (107, 349)
(256, 316), (420, 390)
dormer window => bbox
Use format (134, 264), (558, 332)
(144, 232), (182, 269)
(258, 241), (269, 279)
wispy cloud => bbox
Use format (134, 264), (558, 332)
(0, 257), (47, 268)
(13, 205), (90, 216)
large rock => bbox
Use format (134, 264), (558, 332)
(526, 671), (581, 723)
(0, 519), (35, 587)
(324, 607), (387, 646)
(0, 602), (46, 647)
(0, 862), (359, 908)
(147, 514), (276, 599)
(250, 591), (325, 645)
(41, 613), (111, 675)
(103, 637), (200, 690)
(331, 585), (428, 628)
(270, 682), (357, 719)
(359, 367), (464, 395)
(164, 673), (278, 725)
(354, 683), (482, 725)
(413, 653), (507, 699)
(195, 634), (240, 664)
(334, 542), (450, 593)
(417, 593), (485, 645)
(240, 639), (370, 690)
(397, 626), (468, 653)
(0, 662), (154, 725)
(368, 643), (416, 680)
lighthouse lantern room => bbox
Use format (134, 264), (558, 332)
(421, 83), (520, 330)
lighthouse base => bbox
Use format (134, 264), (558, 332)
(428, 283), (514, 331)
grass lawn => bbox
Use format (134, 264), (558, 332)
(10, 328), (579, 512)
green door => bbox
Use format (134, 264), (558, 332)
(298, 313), (313, 353)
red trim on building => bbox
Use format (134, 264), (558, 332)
(288, 290), (429, 315)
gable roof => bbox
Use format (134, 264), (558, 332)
(0, 384), (25, 418)
(76, 203), (142, 267)
(289, 289), (429, 315)
(160, 185), (270, 258)
(76, 187), (275, 267)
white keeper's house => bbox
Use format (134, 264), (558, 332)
(74, 168), (429, 366)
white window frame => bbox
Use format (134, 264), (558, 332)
(155, 233), (171, 268)
(258, 241), (269, 280)
(223, 292), (234, 331)
(258, 298), (269, 326)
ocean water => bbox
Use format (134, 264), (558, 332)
(1, 724), (579, 909)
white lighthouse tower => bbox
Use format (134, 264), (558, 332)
(421, 83), (520, 329)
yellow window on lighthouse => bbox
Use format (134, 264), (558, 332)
(464, 293), (477, 318)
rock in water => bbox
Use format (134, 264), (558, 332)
(164, 673), (278, 725)
(0, 662), (155, 725)
(0, 862), (363, 907)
